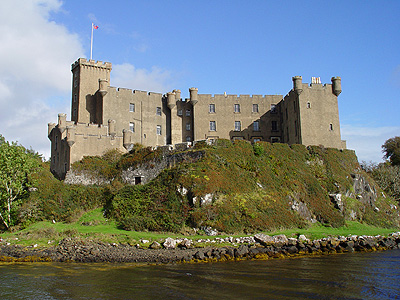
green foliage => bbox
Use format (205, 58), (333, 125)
(382, 136), (400, 166)
(370, 164), (400, 202)
(0, 136), (40, 229)
(71, 149), (123, 181)
(108, 170), (189, 232)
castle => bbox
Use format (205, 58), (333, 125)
(48, 58), (346, 179)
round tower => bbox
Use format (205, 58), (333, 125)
(292, 76), (303, 95)
(58, 113), (67, 133)
(331, 77), (342, 96)
(167, 92), (176, 109)
(189, 87), (198, 106)
(66, 126), (76, 147)
(99, 79), (109, 97)
(173, 89), (181, 100)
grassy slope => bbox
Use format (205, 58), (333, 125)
(1, 208), (398, 248)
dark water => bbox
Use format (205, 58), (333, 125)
(1, 250), (400, 300)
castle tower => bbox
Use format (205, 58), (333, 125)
(71, 58), (112, 124)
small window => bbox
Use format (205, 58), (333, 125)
(253, 121), (260, 131)
(234, 104), (240, 113)
(129, 122), (135, 132)
(156, 107), (162, 116)
(130, 103), (135, 112)
(54, 137), (58, 151)
(73, 108), (77, 118)
(74, 79), (77, 87)
(307, 102), (311, 109)
(209, 104), (215, 113)
(329, 123), (333, 131)
(253, 138), (261, 143)
(186, 136), (191, 142)
(186, 123), (191, 131)
(271, 104), (277, 114)
(285, 108), (288, 120)
(157, 125), (162, 135)
(73, 94), (77, 103)
(271, 137), (280, 143)
(234, 121), (241, 131)
(178, 109), (183, 116)
(252, 104), (259, 113)
(210, 121), (216, 131)
(295, 120), (298, 136)
(272, 121), (278, 131)
(186, 109), (191, 117)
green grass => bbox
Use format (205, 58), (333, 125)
(1, 209), (398, 248)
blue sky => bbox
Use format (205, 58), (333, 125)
(1, 0), (399, 162)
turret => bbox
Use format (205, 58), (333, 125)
(331, 77), (342, 96)
(167, 92), (176, 109)
(58, 113), (67, 133)
(108, 119), (116, 137)
(173, 89), (181, 100)
(123, 129), (133, 150)
(292, 76), (303, 95)
(189, 87), (198, 106)
(48, 123), (56, 138)
(99, 79), (109, 97)
(66, 126), (76, 147)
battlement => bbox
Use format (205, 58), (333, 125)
(197, 93), (283, 101)
(108, 86), (163, 96)
(71, 58), (112, 71)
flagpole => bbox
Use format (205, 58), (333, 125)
(90, 23), (94, 60)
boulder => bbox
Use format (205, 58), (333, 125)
(254, 233), (274, 245)
(149, 241), (162, 249)
(273, 234), (289, 246)
(163, 237), (177, 249)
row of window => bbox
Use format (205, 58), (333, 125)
(208, 120), (278, 132)
(128, 103), (279, 116)
(209, 104), (277, 114)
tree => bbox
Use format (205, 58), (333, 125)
(382, 136), (400, 166)
(0, 136), (39, 229)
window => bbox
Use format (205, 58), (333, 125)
(156, 107), (162, 116)
(73, 94), (77, 103)
(129, 122), (135, 132)
(210, 121), (216, 131)
(271, 104), (277, 113)
(234, 121), (241, 131)
(186, 123), (191, 131)
(253, 121), (260, 131)
(295, 120), (298, 136)
(234, 104), (240, 113)
(178, 109), (183, 116)
(186, 136), (191, 142)
(129, 103), (135, 112)
(55, 136), (58, 150)
(74, 79), (77, 87)
(209, 104), (215, 113)
(285, 108), (288, 120)
(186, 109), (191, 116)
(329, 123), (333, 131)
(271, 137), (280, 143)
(157, 125), (162, 135)
(253, 138), (261, 143)
(307, 102), (311, 109)
(73, 108), (77, 119)
(252, 104), (259, 113)
(272, 121), (278, 131)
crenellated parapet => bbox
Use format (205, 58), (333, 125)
(71, 58), (112, 71)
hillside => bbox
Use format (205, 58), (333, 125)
(62, 140), (399, 234)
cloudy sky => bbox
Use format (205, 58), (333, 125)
(1, 0), (399, 163)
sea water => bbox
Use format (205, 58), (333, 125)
(1, 249), (399, 299)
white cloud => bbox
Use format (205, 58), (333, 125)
(0, 0), (84, 157)
(112, 63), (173, 93)
(341, 124), (400, 163)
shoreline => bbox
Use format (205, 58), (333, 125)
(1, 232), (400, 264)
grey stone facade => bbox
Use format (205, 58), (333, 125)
(48, 58), (346, 179)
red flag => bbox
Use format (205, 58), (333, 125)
(93, 25), (99, 29)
